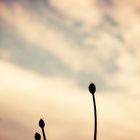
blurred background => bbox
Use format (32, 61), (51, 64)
(0, 0), (140, 140)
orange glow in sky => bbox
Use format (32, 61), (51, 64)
(0, 0), (140, 140)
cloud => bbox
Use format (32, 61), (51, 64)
(0, 1), (140, 140)
(0, 60), (140, 140)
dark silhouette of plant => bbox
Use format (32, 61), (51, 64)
(35, 119), (46, 140)
(88, 83), (97, 140)
(35, 83), (97, 140)
(35, 132), (41, 140)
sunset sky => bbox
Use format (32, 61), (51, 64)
(0, 0), (140, 140)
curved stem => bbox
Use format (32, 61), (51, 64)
(92, 95), (97, 140)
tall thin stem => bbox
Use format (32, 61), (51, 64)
(88, 83), (97, 140)
(92, 94), (97, 140)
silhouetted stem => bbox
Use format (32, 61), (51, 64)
(41, 128), (46, 140)
(39, 119), (46, 140)
(92, 94), (97, 140)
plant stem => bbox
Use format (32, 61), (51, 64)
(41, 128), (46, 140)
(92, 94), (97, 140)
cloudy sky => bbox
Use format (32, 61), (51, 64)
(0, 0), (140, 140)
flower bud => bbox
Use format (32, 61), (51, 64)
(35, 132), (41, 140)
(39, 119), (45, 128)
(88, 83), (96, 95)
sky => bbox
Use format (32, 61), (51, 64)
(0, 0), (140, 140)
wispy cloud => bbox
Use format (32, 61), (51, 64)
(0, 1), (140, 140)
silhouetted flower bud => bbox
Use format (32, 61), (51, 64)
(35, 132), (41, 140)
(88, 83), (96, 95)
(39, 119), (45, 128)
